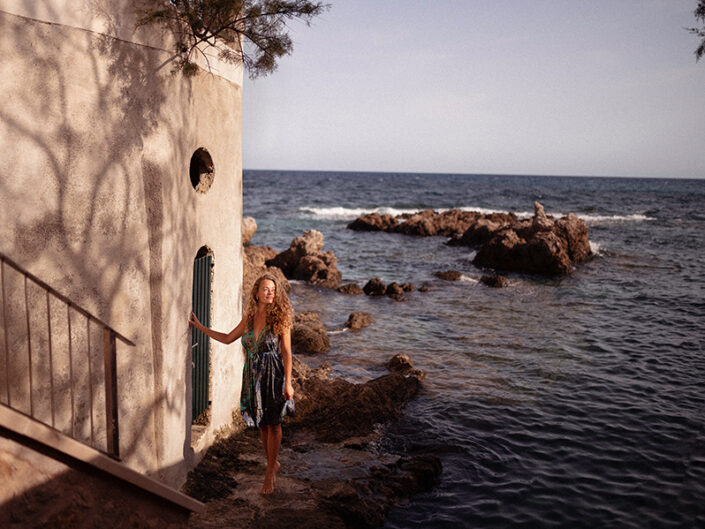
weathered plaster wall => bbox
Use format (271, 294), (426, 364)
(0, 1), (244, 489)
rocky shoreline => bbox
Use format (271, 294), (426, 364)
(216, 202), (590, 526)
(182, 221), (441, 528)
(184, 354), (440, 529)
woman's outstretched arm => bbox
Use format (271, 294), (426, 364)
(280, 326), (294, 399)
(189, 312), (247, 344)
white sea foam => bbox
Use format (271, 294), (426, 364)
(459, 274), (479, 284)
(298, 206), (655, 224)
(456, 206), (536, 218)
(299, 205), (532, 220)
(298, 206), (421, 220)
(589, 241), (604, 255)
(328, 328), (349, 335)
(575, 213), (655, 224)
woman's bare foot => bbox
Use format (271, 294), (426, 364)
(261, 469), (275, 494)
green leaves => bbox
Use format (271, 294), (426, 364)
(139, 0), (328, 77)
(689, 0), (705, 61)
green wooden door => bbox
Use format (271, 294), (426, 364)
(191, 254), (212, 421)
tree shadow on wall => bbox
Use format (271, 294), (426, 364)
(0, 1), (211, 479)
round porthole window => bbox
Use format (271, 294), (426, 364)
(190, 148), (214, 193)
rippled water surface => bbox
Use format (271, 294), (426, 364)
(244, 171), (705, 528)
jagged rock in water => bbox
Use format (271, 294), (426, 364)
(471, 202), (592, 276)
(266, 230), (342, 288)
(348, 203), (592, 276)
(363, 277), (387, 296)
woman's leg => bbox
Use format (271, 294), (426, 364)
(259, 426), (270, 461)
(259, 424), (282, 494)
(267, 424), (282, 475)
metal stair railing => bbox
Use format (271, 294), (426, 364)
(0, 252), (134, 459)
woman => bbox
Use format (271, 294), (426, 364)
(188, 273), (294, 494)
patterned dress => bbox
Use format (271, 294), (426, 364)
(240, 323), (293, 427)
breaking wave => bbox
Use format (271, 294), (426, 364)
(298, 206), (654, 224)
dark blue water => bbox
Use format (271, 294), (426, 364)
(243, 170), (705, 528)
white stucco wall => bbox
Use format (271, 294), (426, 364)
(0, 1), (244, 488)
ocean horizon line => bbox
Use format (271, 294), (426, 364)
(243, 168), (705, 182)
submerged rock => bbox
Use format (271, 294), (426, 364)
(345, 312), (373, 331)
(336, 283), (364, 295)
(480, 274), (509, 288)
(434, 270), (462, 281)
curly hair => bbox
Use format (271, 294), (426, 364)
(245, 273), (293, 336)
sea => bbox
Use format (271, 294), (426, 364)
(243, 170), (705, 529)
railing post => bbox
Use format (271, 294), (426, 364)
(1, 260), (10, 407)
(103, 328), (119, 458)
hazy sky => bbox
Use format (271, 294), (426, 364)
(242, 1), (705, 178)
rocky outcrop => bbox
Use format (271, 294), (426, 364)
(184, 355), (440, 529)
(349, 209), (516, 239)
(447, 217), (510, 246)
(349, 203), (592, 276)
(555, 213), (592, 262)
(266, 230), (342, 288)
(292, 311), (330, 354)
(472, 202), (591, 276)
(347, 212), (398, 231)
(392, 209), (482, 237)
(345, 312), (373, 331)
(290, 356), (425, 442)
(242, 216), (257, 245)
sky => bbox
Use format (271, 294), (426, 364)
(242, 0), (705, 178)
